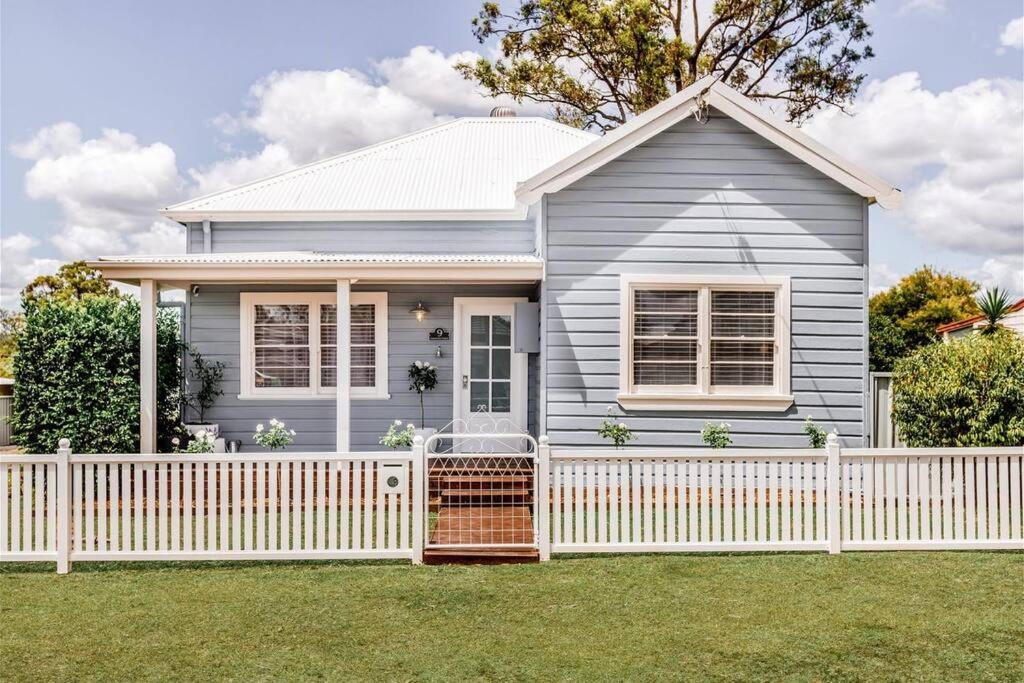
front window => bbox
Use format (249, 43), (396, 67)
(619, 276), (791, 410)
(241, 292), (388, 399)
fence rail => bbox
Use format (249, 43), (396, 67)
(1, 437), (1021, 572)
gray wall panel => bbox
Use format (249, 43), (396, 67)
(187, 283), (538, 452)
(543, 109), (868, 448)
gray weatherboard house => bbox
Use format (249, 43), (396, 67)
(90, 77), (901, 453)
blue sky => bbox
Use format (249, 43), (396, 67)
(2, 0), (1022, 306)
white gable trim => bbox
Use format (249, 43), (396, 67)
(516, 77), (901, 209)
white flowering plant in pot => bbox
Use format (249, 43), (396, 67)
(598, 406), (637, 449)
(380, 420), (416, 449)
(173, 430), (214, 454)
(253, 418), (295, 450)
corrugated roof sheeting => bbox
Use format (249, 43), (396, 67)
(165, 118), (596, 215)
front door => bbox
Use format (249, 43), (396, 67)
(454, 298), (528, 446)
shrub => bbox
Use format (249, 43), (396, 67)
(891, 332), (1024, 447)
(254, 418), (295, 450)
(380, 420), (415, 449)
(185, 347), (224, 424)
(11, 295), (182, 454)
(803, 416), (829, 449)
(598, 407), (636, 449)
(701, 422), (732, 448)
(408, 361), (438, 428)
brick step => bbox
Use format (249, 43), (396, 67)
(440, 475), (534, 486)
(441, 488), (532, 498)
(422, 546), (539, 565)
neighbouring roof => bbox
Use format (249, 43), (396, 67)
(936, 298), (1024, 334)
(516, 76), (902, 209)
(162, 118), (597, 222)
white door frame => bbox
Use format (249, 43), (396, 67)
(452, 297), (529, 430)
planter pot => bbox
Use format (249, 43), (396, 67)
(184, 423), (219, 438)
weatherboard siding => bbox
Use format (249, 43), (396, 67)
(187, 283), (538, 452)
(542, 110), (869, 448)
(185, 219), (536, 255)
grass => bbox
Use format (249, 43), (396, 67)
(2, 553), (1022, 681)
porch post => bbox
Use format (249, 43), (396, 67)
(140, 279), (157, 454)
(336, 279), (351, 452)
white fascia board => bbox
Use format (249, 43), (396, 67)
(88, 261), (544, 285)
(159, 206), (532, 223)
(515, 77), (901, 209)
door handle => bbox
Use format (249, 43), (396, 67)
(462, 374), (469, 388)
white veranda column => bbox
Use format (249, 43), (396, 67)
(336, 279), (351, 452)
(140, 279), (157, 454)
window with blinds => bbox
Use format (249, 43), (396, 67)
(319, 303), (377, 389)
(622, 277), (790, 406)
(253, 304), (311, 388)
(632, 289), (698, 386)
(710, 290), (776, 386)
(241, 292), (388, 398)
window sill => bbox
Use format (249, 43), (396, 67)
(616, 392), (794, 412)
(237, 393), (392, 401)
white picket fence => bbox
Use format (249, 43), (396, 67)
(1, 438), (1021, 572)
(1, 443), (423, 572)
(544, 442), (1023, 556)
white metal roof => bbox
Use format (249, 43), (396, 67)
(517, 76), (901, 209)
(93, 252), (543, 265)
(162, 118), (597, 222)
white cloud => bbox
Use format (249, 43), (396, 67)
(0, 233), (62, 309)
(11, 123), (186, 260)
(898, 0), (946, 15)
(803, 73), (1024, 256)
(1000, 16), (1024, 50)
(869, 263), (903, 296)
(970, 255), (1024, 298)
(188, 143), (294, 196)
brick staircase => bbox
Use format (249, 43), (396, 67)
(424, 457), (539, 564)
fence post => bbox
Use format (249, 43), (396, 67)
(56, 438), (72, 574)
(411, 435), (424, 565)
(537, 435), (551, 561)
(826, 432), (842, 554)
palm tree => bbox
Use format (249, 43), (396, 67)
(977, 287), (1013, 335)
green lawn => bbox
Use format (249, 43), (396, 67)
(2, 553), (1022, 681)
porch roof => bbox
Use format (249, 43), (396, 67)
(87, 251), (545, 285)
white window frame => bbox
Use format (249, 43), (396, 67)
(618, 274), (793, 411)
(239, 291), (389, 400)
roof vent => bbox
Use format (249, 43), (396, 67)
(489, 106), (517, 118)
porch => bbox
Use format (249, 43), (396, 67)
(87, 252), (544, 454)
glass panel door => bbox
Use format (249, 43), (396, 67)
(468, 314), (513, 414)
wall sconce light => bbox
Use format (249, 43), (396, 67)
(409, 301), (430, 322)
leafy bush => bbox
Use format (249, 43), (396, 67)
(802, 416), (829, 449)
(598, 407), (636, 449)
(11, 295), (182, 453)
(891, 332), (1024, 447)
(185, 347), (224, 424)
(408, 360), (438, 428)
(253, 418), (295, 450)
(701, 422), (732, 448)
(380, 420), (415, 449)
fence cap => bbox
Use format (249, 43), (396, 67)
(58, 438), (71, 449)
(826, 432), (839, 445)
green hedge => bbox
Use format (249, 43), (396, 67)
(11, 295), (182, 453)
(891, 332), (1024, 447)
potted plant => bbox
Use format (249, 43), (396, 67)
(380, 419), (415, 449)
(253, 418), (295, 450)
(408, 360), (438, 441)
(184, 347), (224, 437)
